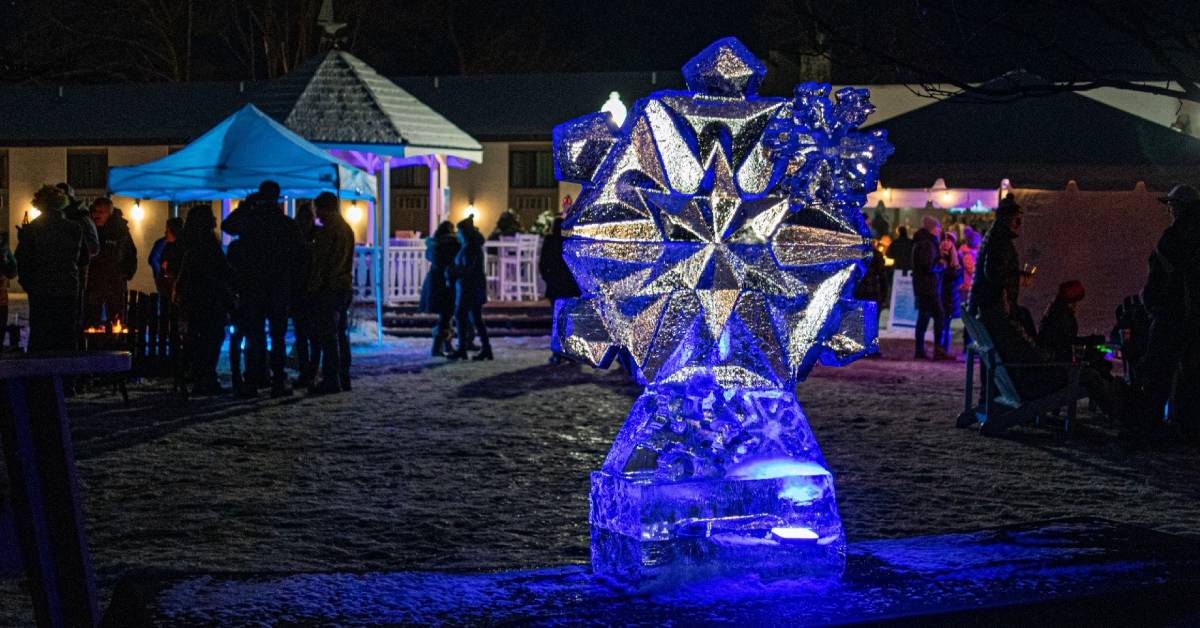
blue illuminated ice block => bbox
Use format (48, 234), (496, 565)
(552, 37), (891, 588)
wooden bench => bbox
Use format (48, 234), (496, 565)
(0, 351), (130, 628)
(957, 312), (1086, 435)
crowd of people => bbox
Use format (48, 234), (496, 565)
(13, 180), (356, 399)
(864, 189), (1198, 441)
(418, 215), (494, 361)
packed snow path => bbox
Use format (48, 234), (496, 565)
(2, 337), (1199, 625)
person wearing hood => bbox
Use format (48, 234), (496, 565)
(1136, 184), (1200, 432)
(911, 215), (948, 360)
(84, 197), (138, 326)
(420, 220), (460, 357)
(16, 185), (90, 351)
(221, 180), (306, 397)
(449, 215), (492, 361)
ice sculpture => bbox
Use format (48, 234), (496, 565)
(552, 37), (891, 588)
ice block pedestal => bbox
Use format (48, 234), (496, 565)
(588, 387), (845, 588)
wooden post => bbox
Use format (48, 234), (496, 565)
(0, 352), (130, 628)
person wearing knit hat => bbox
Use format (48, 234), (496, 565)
(1035, 280), (1107, 374)
(15, 184), (92, 351)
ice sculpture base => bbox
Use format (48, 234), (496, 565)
(589, 469), (845, 589)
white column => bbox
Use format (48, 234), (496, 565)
(437, 154), (450, 228)
(381, 155), (392, 304)
(427, 155), (440, 235)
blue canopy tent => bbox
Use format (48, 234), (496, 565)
(109, 103), (384, 344)
(108, 104), (377, 201)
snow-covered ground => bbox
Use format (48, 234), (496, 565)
(3, 335), (1199, 625)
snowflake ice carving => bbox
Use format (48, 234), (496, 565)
(553, 37), (892, 390)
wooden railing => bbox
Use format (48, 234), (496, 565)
(353, 235), (545, 304)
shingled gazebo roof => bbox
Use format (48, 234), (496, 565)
(252, 50), (482, 163)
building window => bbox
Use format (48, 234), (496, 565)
(67, 150), (108, 192)
(509, 150), (556, 189)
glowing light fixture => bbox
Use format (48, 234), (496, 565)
(345, 201), (363, 223)
(464, 202), (478, 220)
(130, 200), (145, 222)
(770, 527), (820, 542)
(27, 207), (41, 221)
(600, 91), (628, 127)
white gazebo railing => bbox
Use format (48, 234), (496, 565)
(353, 235), (544, 305)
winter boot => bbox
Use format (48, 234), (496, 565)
(472, 343), (494, 361)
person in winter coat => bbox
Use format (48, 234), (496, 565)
(1036, 280), (1110, 376)
(175, 205), (234, 396)
(84, 197), (137, 326)
(221, 181), (307, 397)
(420, 220), (460, 357)
(1136, 185), (1200, 432)
(290, 203), (321, 388)
(306, 192), (357, 394)
(17, 185), (90, 351)
(886, 226), (914, 274)
(939, 232), (964, 354)
(969, 195), (1026, 322)
(148, 217), (184, 301)
(911, 215), (948, 360)
(958, 227), (981, 306)
(55, 183), (100, 335)
(539, 217), (581, 364)
(449, 215), (492, 361)
(852, 239), (887, 355)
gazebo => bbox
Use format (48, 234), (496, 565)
(252, 49), (481, 238)
(251, 49), (482, 340)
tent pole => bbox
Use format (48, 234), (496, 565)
(379, 156), (392, 347)
(372, 197), (384, 346)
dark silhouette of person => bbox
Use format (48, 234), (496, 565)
(306, 192), (356, 394)
(291, 202), (320, 388)
(175, 205), (234, 396)
(852, 239), (888, 357)
(149, 217), (184, 301)
(220, 181), (306, 397)
(16, 185), (90, 351)
(539, 216), (581, 364)
(55, 182), (99, 348)
(1037, 280), (1109, 376)
(886, 226), (913, 273)
(420, 220), (459, 357)
(449, 215), (492, 361)
(225, 222), (262, 397)
(84, 197), (137, 326)
(1137, 185), (1200, 433)
(870, 209), (890, 240)
(911, 215), (947, 360)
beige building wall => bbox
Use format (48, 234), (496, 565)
(447, 142), (510, 234)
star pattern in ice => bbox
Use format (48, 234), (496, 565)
(551, 37), (891, 389)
